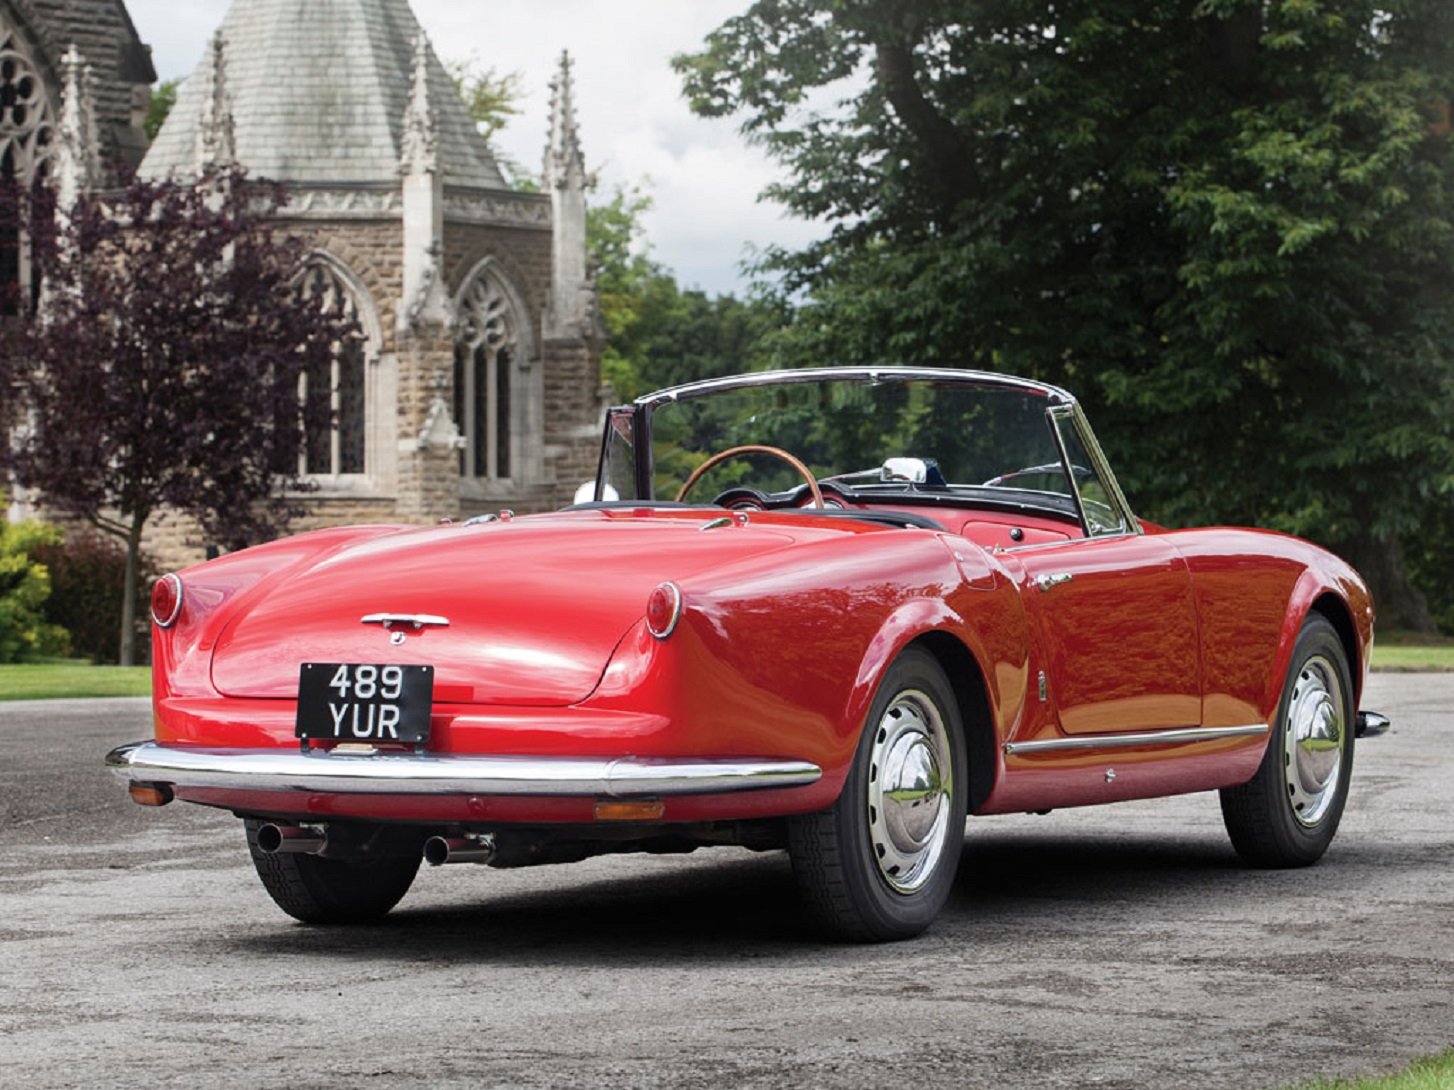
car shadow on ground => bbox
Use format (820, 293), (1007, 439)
(222, 827), (1281, 967)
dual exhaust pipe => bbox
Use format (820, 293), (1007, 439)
(255, 823), (496, 866)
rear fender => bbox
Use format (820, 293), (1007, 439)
(845, 598), (968, 739)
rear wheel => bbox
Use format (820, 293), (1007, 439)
(1220, 614), (1354, 867)
(244, 819), (422, 924)
(788, 647), (967, 941)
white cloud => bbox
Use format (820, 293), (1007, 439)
(127, 0), (822, 297)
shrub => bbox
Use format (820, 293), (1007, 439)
(30, 529), (153, 664)
(0, 519), (70, 663)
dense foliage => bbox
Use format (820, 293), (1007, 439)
(678, 0), (1454, 628)
(30, 530), (153, 665)
(0, 516), (68, 664)
(2, 168), (352, 663)
(590, 183), (788, 402)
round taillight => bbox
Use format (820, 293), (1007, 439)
(645, 581), (682, 639)
(151, 573), (183, 628)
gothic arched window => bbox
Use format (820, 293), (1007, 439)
(454, 268), (520, 481)
(0, 18), (54, 317)
(296, 259), (368, 476)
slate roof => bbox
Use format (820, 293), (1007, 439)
(141, 0), (507, 190)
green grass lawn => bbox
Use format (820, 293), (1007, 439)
(1291, 1051), (1454, 1090)
(0, 660), (151, 700)
(1372, 644), (1454, 671)
(1372, 630), (1454, 671)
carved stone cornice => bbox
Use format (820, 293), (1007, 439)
(441, 187), (551, 229)
(277, 184), (549, 229)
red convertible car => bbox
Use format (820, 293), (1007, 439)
(108, 367), (1388, 941)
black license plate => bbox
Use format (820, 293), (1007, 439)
(296, 663), (434, 744)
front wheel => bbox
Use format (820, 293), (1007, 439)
(1220, 614), (1355, 867)
(244, 819), (422, 924)
(788, 647), (967, 941)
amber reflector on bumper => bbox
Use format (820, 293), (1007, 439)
(129, 783), (174, 807)
(593, 800), (666, 821)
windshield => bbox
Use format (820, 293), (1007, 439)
(594, 371), (1132, 535)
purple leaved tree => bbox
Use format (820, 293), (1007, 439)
(3, 167), (353, 665)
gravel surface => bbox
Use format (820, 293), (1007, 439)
(1, 672), (1450, 1089)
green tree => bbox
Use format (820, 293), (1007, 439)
(588, 181), (787, 401)
(678, 0), (1454, 629)
(589, 182), (671, 399)
(444, 57), (523, 143)
(144, 78), (179, 142)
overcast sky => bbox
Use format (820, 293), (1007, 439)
(122, 0), (823, 297)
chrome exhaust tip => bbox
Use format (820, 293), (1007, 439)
(423, 834), (496, 866)
(256, 823), (328, 856)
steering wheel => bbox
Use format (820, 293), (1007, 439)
(676, 445), (825, 508)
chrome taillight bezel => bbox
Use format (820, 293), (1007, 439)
(151, 573), (184, 628)
(645, 581), (682, 640)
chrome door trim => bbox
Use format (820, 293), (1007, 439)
(1003, 723), (1268, 756)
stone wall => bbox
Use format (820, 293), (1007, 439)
(541, 335), (610, 507)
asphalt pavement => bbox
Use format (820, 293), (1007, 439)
(1, 673), (1450, 1090)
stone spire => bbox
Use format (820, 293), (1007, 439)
(399, 33), (437, 176)
(398, 32), (447, 334)
(54, 44), (96, 212)
(194, 31), (236, 172)
(544, 51), (596, 340)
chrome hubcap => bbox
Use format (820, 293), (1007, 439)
(866, 690), (953, 894)
(1283, 655), (1346, 828)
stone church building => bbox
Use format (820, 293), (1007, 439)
(4, 0), (607, 568)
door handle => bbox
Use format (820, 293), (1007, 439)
(1034, 572), (1073, 592)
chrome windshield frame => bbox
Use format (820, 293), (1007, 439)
(590, 367), (1139, 533)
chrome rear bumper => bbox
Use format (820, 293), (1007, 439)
(106, 741), (823, 798)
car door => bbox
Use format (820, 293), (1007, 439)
(1012, 535), (1202, 734)
(1007, 405), (1201, 735)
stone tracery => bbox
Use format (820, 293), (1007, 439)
(0, 15), (55, 315)
(297, 257), (369, 476)
(453, 266), (520, 482)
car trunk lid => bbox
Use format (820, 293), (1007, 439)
(209, 511), (800, 705)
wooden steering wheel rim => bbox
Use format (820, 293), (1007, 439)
(675, 444), (825, 508)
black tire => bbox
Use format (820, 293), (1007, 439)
(244, 819), (422, 924)
(1220, 614), (1355, 868)
(788, 647), (968, 942)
